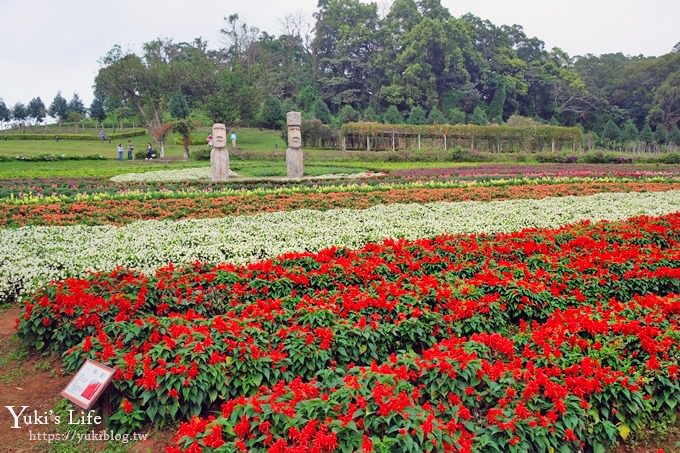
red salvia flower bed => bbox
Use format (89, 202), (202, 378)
(16, 213), (680, 451)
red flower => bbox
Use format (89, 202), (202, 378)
(234, 415), (250, 439)
(564, 429), (577, 441)
(361, 435), (372, 452)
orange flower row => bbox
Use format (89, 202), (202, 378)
(2, 181), (680, 227)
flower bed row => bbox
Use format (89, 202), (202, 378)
(392, 163), (680, 180)
(3, 181), (680, 227)
(3, 191), (680, 305)
(17, 212), (680, 451)
(3, 171), (680, 204)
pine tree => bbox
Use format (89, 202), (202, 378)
(470, 105), (488, 125)
(382, 105), (403, 124)
(312, 98), (332, 124)
(447, 108), (465, 124)
(89, 97), (106, 122)
(168, 92), (190, 119)
(602, 119), (621, 142)
(640, 123), (654, 143)
(655, 124), (669, 145)
(27, 97), (47, 124)
(48, 92), (68, 122)
(670, 125), (680, 146)
(487, 81), (506, 123)
(12, 102), (28, 124)
(67, 93), (86, 115)
(362, 106), (379, 122)
(338, 105), (360, 124)
(258, 97), (284, 128)
(427, 106), (447, 124)
(407, 105), (427, 125)
(621, 120), (638, 142)
(0, 99), (10, 125)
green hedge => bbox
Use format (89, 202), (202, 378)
(0, 154), (107, 162)
(0, 129), (147, 141)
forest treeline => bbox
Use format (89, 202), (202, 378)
(2, 0), (679, 149)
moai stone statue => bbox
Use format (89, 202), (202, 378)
(286, 112), (304, 178)
(210, 123), (230, 182)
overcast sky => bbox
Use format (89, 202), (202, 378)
(1, 0), (678, 108)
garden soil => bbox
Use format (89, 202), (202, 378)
(0, 307), (173, 452)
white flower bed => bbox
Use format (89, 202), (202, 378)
(1, 191), (679, 304)
(110, 167), (238, 182)
(109, 167), (379, 183)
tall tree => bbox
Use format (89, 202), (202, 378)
(470, 104), (488, 125)
(312, 98), (332, 124)
(48, 92), (68, 122)
(257, 96), (284, 128)
(89, 97), (106, 122)
(173, 119), (195, 160)
(27, 97), (47, 125)
(168, 92), (190, 119)
(487, 79), (506, 123)
(95, 40), (213, 156)
(12, 102), (28, 125)
(382, 105), (403, 124)
(649, 71), (680, 130)
(67, 94), (86, 115)
(621, 119), (638, 142)
(0, 99), (10, 126)
(655, 124), (669, 145)
(602, 119), (621, 143)
(407, 105), (427, 124)
(313, 0), (380, 110)
(427, 106), (447, 124)
(640, 122), (654, 143)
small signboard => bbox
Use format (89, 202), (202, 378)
(61, 359), (115, 409)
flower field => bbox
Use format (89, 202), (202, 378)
(392, 163), (680, 180)
(2, 180), (680, 227)
(6, 164), (680, 452)
(16, 212), (680, 452)
(3, 190), (680, 306)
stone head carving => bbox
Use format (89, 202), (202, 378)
(287, 112), (302, 150)
(212, 123), (227, 148)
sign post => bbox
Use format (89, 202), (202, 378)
(61, 359), (115, 410)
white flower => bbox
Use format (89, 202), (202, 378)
(1, 190), (679, 304)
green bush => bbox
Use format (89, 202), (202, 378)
(0, 154), (107, 162)
(192, 147), (211, 160)
(580, 151), (632, 164)
(0, 130), (146, 141)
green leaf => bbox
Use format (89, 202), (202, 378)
(618, 423), (631, 440)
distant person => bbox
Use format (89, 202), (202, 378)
(146, 143), (154, 159)
(127, 141), (134, 160)
(207, 134), (213, 148)
(116, 143), (124, 160)
(230, 131), (237, 148)
(99, 130), (106, 141)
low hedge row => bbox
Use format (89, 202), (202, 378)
(0, 154), (107, 162)
(0, 129), (147, 141)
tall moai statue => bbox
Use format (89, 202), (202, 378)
(210, 123), (230, 182)
(286, 112), (304, 178)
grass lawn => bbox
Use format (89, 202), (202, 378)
(0, 159), (374, 179)
(0, 127), (286, 158)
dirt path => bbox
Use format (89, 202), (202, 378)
(0, 306), (69, 451)
(0, 307), (173, 452)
